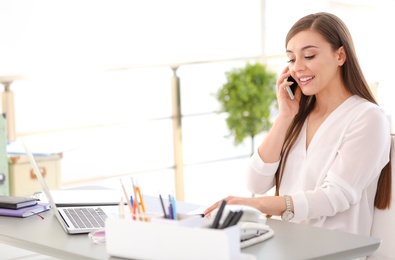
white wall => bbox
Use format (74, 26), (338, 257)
(1, 0), (394, 205)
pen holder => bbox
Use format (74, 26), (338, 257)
(150, 213), (203, 227)
(105, 216), (250, 260)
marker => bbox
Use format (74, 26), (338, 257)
(159, 194), (168, 219)
(220, 211), (236, 229)
(168, 204), (173, 219)
(170, 194), (177, 220)
(211, 200), (227, 229)
(227, 210), (244, 227)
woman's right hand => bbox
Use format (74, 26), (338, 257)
(253, 67), (302, 163)
(276, 66), (301, 119)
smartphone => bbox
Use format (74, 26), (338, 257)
(285, 76), (297, 100)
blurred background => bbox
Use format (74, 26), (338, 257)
(1, 0), (394, 207)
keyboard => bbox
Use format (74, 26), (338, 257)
(63, 208), (108, 229)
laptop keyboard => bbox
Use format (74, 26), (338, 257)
(63, 208), (108, 229)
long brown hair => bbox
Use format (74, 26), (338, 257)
(275, 12), (392, 210)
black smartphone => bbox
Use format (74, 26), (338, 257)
(285, 76), (297, 100)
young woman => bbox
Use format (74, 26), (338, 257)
(204, 12), (392, 237)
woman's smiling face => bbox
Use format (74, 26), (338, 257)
(286, 29), (345, 97)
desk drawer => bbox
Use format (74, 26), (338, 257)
(8, 155), (62, 196)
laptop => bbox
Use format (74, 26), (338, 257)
(23, 142), (119, 234)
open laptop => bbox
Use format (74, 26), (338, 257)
(23, 142), (119, 234)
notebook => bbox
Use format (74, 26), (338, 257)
(23, 142), (119, 234)
(0, 202), (50, 218)
(0, 195), (37, 209)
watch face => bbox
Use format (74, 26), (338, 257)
(281, 211), (294, 221)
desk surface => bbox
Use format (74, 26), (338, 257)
(0, 195), (380, 260)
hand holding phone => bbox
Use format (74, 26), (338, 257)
(285, 76), (297, 100)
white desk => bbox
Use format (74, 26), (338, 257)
(0, 195), (380, 260)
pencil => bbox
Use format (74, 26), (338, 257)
(119, 179), (133, 217)
(131, 177), (143, 221)
(136, 184), (148, 222)
(131, 178), (140, 212)
(135, 184), (146, 213)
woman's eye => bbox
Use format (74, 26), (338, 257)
(305, 55), (315, 60)
(287, 59), (295, 63)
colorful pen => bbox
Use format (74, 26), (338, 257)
(170, 194), (177, 220)
(159, 194), (168, 219)
(131, 178), (142, 220)
(120, 179), (133, 217)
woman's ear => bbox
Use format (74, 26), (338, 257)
(337, 46), (346, 66)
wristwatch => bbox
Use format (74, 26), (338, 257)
(281, 195), (294, 221)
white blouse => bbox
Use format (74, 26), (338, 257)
(246, 95), (391, 236)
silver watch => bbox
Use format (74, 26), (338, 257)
(281, 195), (294, 221)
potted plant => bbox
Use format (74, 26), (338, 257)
(216, 62), (277, 155)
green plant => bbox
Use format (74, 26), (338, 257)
(216, 62), (277, 153)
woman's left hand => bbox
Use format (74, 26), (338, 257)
(203, 196), (259, 216)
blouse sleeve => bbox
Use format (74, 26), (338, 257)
(246, 151), (279, 194)
(292, 105), (391, 221)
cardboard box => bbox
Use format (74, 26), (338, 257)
(8, 154), (62, 196)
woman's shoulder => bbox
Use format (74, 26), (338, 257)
(347, 95), (389, 124)
(347, 95), (385, 113)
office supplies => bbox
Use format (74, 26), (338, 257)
(239, 222), (274, 249)
(210, 204), (274, 248)
(168, 204), (173, 219)
(135, 181), (146, 214)
(168, 194), (174, 219)
(131, 178), (142, 217)
(211, 200), (227, 229)
(159, 193), (168, 219)
(106, 215), (251, 260)
(211, 204), (263, 224)
(0, 195), (37, 209)
(220, 210), (236, 229)
(119, 179), (133, 217)
(23, 141), (119, 234)
(132, 195), (137, 220)
(227, 210), (244, 227)
(170, 193), (177, 220)
(129, 195), (133, 207)
(0, 202), (50, 218)
(220, 210), (244, 229)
